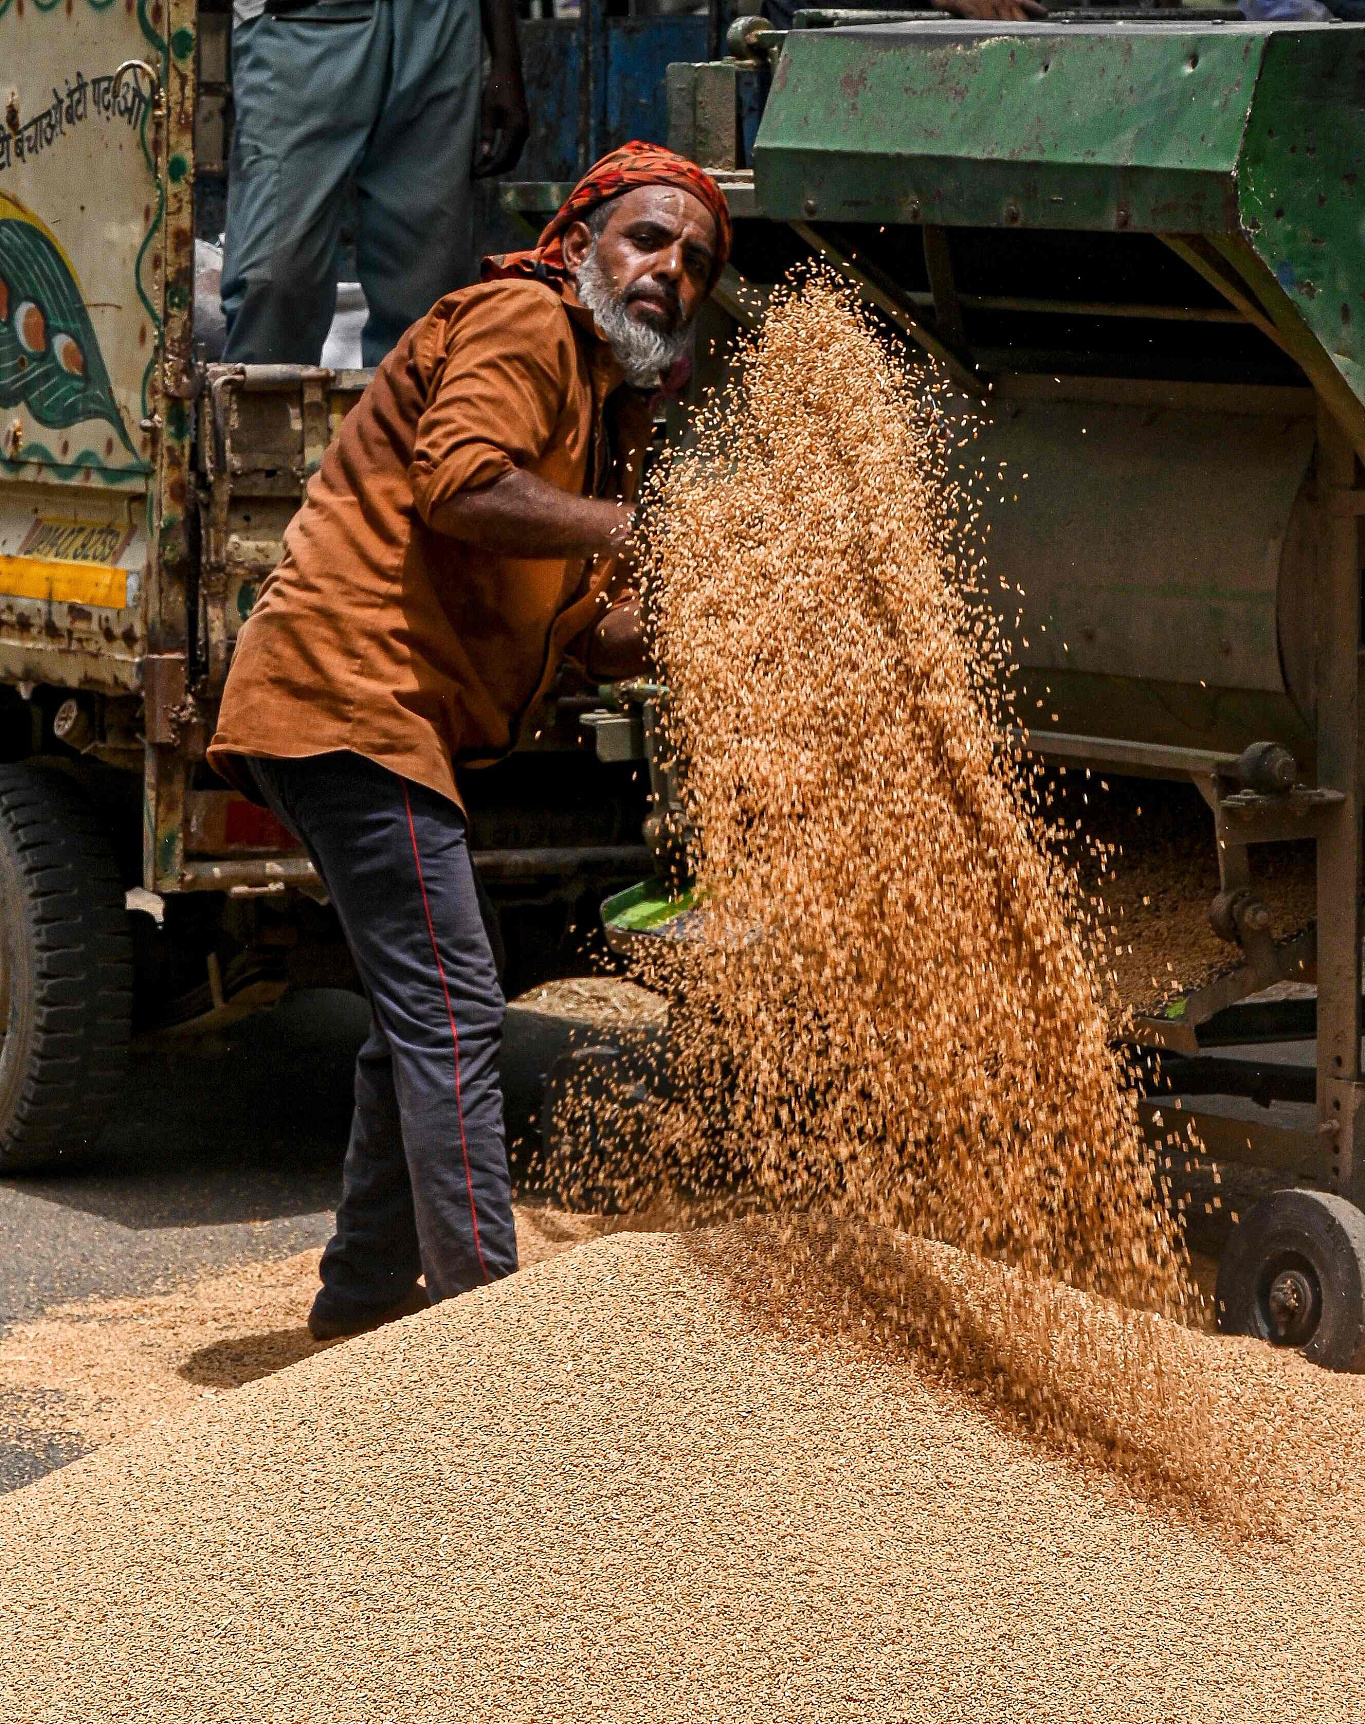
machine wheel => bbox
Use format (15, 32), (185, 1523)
(0, 765), (132, 1173)
(1215, 1189), (1365, 1371)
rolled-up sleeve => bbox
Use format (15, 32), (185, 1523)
(409, 283), (575, 523)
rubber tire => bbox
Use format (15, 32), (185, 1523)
(1215, 1189), (1365, 1371)
(0, 764), (132, 1173)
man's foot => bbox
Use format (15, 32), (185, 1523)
(307, 1281), (429, 1342)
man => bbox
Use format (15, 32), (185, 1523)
(209, 143), (729, 1340)
(221, 0), (530, 367)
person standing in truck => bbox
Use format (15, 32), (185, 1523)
(220, 0), (530, 367)
(208, 144), (730, 1340)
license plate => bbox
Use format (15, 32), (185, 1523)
(0, 515), (136, 608)
(17, 518), (135, 565)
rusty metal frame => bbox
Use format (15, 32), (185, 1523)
(1311, 409), (1365, 1206)
(199, 365), (243, 696)
(142, 0), (199, 895)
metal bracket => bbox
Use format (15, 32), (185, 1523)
(208, 366), (245, 478)
(1217, 785), (1345, 844)
(142, 652), (189, 746)
(921, 225), (966, 351)
(582, 709), (646, 763)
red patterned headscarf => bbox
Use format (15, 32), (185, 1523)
(483, 141), (732, 290)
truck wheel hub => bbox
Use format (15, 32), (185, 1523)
(1266, 1265), (1320, 1346)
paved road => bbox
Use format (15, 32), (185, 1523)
(0, 990), (369, 1489)
(0, 986), (578, 1489)
(0, 984), (578, 1329)
(0, 990), (364, 1330)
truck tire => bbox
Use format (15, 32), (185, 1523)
(1215, 1189), (1365, 1371)
(0, 765), (132, 1172)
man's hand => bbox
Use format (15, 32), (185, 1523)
(586, 595), (649, 682)
(475, 64), (530, 180)
(475, 0), (530, 179)
(930, 0), (1047, 18)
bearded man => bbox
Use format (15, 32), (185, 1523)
(209, 143), (728, 1340)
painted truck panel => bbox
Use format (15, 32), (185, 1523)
(0, 0), (165, 687)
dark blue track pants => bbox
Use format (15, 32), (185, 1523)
(246, 751), (517, 1324)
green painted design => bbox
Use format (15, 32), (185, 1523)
(0, 442), (148, 482)
(132, 0), (169, 430)
(170, 25), (194, 60)
(134, 179), (162, 424)
(0, 0), (170, 478)
(168, 152), (188, 184)
(0, 200), (139, 458)
(236, 581), (259, 622)
(137, 0), (167, 57)
(0, 0), (116, 16)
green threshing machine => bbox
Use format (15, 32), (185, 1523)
(570, 20), (1365, 1364)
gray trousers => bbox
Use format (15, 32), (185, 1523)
(222, 0), (480, 367)
(246, 751), (517, 1324)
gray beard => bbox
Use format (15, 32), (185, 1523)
(573, 245), (693, 387)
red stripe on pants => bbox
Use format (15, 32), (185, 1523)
(403, 784), (491, 1284)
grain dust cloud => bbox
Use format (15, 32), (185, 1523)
(553, 274), (1269, 1525)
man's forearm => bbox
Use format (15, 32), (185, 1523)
(480, 0), (520, 68)
(429, 468), (634, 559)
(475, 0), (529, 176)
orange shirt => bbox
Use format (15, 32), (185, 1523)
(208, 276), (652, 809)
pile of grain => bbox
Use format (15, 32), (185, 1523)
(514, 977), (667, 1030)
(1, 1226), (1363, 1722)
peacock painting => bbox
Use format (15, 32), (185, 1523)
(0, 192), (139, 459)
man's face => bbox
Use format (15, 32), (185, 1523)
(562, 185), (718, 336)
